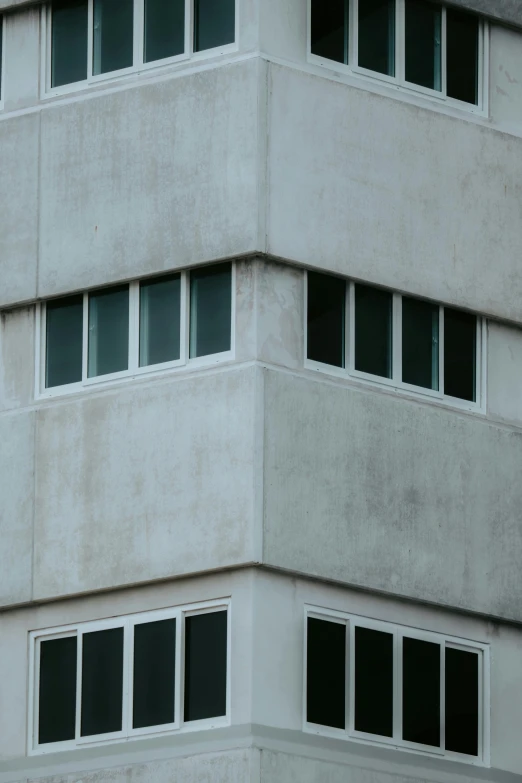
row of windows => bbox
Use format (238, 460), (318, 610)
(39, 262), (232, 393)
(306, 271), (482, 407)
(310, 0), (483, 108)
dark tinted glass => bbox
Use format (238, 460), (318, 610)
(144, 0), (185, 63)
(447, 9), (479, 105)
(445, 648), (479, 756)
(81, 627), (124, 736)
(354, 284), (392, 378)
(133, 619), (176, 729)
(51, 0), (88, 87)
(358, 0), (395, 76)
(184, 611), (227, 722)
(140, 275), (181, 366)
(194, 0), (235, 52)
(46, 295), (83, 388)
(405, 0), (441, 90)
(93, 0), (134, 75)
(311, 0), (348, 64)
(88, 286), (129, 377)
(444, 308), (476, 401)
(402, 637), (440, 747)
(354, 626), (393, 737)
(307, 272), (345, 367)
(306, 617), (346, 729)
(39, 637), (77, 744)
(189, 263), (232, 358)
(402, 297), (439, 390)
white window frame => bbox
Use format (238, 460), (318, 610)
(28, 598), (231, 755)
(304, 272), (486, 414)
(35, 263), (236, 399)
(303, 606), (490, 766)
(307, 0), (489, 117)
(41, 0), (239, 98)
(0, 14), (6, 111)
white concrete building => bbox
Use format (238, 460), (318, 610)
(1, 0), (522, 781)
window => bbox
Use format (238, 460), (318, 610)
(0, 16), (4, 103)
(31, 601), (230, 753)
(305, 608), (488, 762)
(309, 0), (484, 108)
(305, 272), (482, 408)
(39, 263), (234, 395)
(46, 0), (236, 90)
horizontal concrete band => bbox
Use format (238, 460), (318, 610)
(1, 0), (522, 27)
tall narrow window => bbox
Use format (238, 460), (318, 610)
(307, 617), (346, 729)
(402, 637), (440, 747)
(46, 295), (83, 388)
(88, 286), (129, 378)
(310, 0), (349, 65)
(444, 308), (476, 402)
(133, 619), (176, 729)
(51, 0), (88, 87)
(358, 0), (395, 76)
(38, 637), (77, 745)
(93, 0), (134, 76)
(354, 626), (393, 737)
(139, 274), (181, 367)
(307, 272), (346, 368)
(446, 8), (479, 105)
(189, 263), (232, 358)
(81, 627), (124, 737)
(405, 0), (441, 90)
(194, 0), (235, 52)
(184, 611), (227, 722)
(354, 284), (392, 378)
(445, 647), (479, 756)
(402, 297), (439, 390)
(144, 0), (185, 63)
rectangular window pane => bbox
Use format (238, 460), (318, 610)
(144, 0), (185, 63)
(445, 647), (479, 756)
(81, 627), (124, 736)
(38, 637), (77, 745)
(402, 636), (440, 747)
(354, 626), (393, 737)
(184, 610), (227, 722)
(447, 9), (479, 105)
(88, 286), (129, 378)
(306, 617), (346, 729)
(93, 0), (134, 76)
(402, 297), (439, 390)
(46, 295), (84, 388)
(310, 0), (348, 65)
(194, 0), (235, 52)
(354, 284), (392, 378)
(358, 0), (395, 76)
(444, 308), (476, 401)
(405, 0), (441, 90)
(189, 263), (232, 358)
(307, 272), (345, 368)
(133, 619), (176, 729)
(139, 275), (181, 367)
(51, 0), (88, 87)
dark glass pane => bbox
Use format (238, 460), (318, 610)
(38, 637), (77, 744)
(358, 0), (395, 76)
(184, 611), (227, 722)
(306, 617), (346, 729)
(402, 637), (440, 747)
(354, 626), (393, 737)
(354, 284), (392, 378)
(444, 308), (476, 401)
(140, 275), (181, 366)
(189, 263), (232, 358)
(194, 0), (235, 52)
(51, 0), (88, 87)
(133, 619), (176, 729)
(144, 0), (185, 63)
(88, 286), (129, 377)
(46, 295), (83, 388)
(447, 9), (479, 105)
(405, 0), (441, 90)
(81, 627), (124, 736)
(445, 648), (479, 756)
(93, 0), (134, 75)
(402, 297), (439, 390)
(307, 272), (345, 368)
(311, 0), (348, 65)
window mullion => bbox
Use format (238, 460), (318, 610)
(352, 0), (359, 67)
(344, 0), (350, 65)
(440, 643), (446, 752)
(123, 619), (132, 737)
(439, 306), (445, 396)
(75, 629), (83, 741)
(348, 619), (355, 734)
(82, 293), (89, 384)
(87, 0), (94, 79)
(441, 6), (447, 96)
(396, 0), (405, 84)
(392, 293), (402, 382)
(344, 619), (350, 734)
(347, 281), (355, 373)
(394, 629), (401, 741)
(134, 0), (142, 67)
(128, 282), (139, 371)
